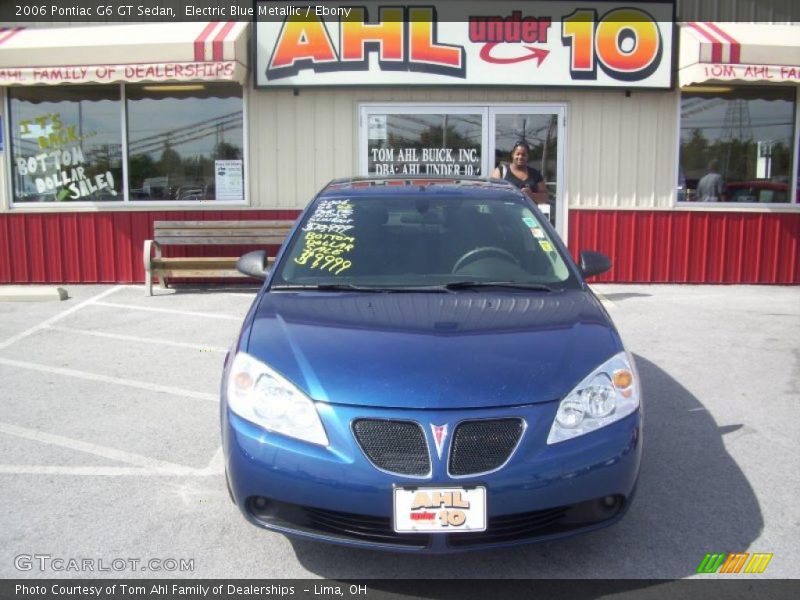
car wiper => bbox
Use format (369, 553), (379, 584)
(444, 281), (554, 292)
(270, 284), (376, 292)
(271, 284), (446, 293)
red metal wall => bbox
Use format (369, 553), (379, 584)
(0, 210), (301, 284)
(1, 209), (798, 284)
(568, 210), (800, 284)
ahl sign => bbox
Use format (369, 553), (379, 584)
(255, 1), (675, 88)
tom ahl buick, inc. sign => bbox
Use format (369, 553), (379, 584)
(254, 1), (675, 88)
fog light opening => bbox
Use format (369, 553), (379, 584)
(254, 496), (268, 509)
(601, 495), (618, 509)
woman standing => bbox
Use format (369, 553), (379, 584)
(492, 141), (550, 205)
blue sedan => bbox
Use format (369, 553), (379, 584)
(222, 177), (642, 552)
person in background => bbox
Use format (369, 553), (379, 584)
(492, 140), (550, 205)
(697, 159), (726, 202)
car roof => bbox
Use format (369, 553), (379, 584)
(319, 176), (520, 199)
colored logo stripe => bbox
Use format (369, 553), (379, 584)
(697, 553), (773, 574)
(745, 553), (773, 574)
(697, 553), (726, 573)
(720, 553), (749, 574)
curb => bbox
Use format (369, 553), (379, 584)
(0, 286), (69, 302)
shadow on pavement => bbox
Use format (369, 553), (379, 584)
(600, 292), (652, 302)
(152, 283), (261, 295)
(287, 353), (763, 587)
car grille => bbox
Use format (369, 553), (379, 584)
(449, 418), (524, 476)
(302, 506), (429, 547)
(352, 419), (430, 476)
(247, 495), (624, 550)
(447, 506), (570, 547)
(248, 498), (429, 548)
(446, 495), (625, 547)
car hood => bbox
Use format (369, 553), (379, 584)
(244, 290), (622, 409)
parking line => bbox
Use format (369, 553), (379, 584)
(0, 422), (198, 475)
(0, 357), (217, 402)
(92, 301), (243, 321)
(0, 285), (123, 351)
(46, 326), (228, 353)
(200, 446), (225, 475)
(0, 466), (197, 477)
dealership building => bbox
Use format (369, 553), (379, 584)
(0, 1), (798, 284)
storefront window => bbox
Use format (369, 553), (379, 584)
(126, 83), (244, 201)
(366, 112), (483, 177)
(8, 86), (122, 203)
(6, 83), (245, 205)
(679, 86), (796, 203)
(493, 114), (558, 185)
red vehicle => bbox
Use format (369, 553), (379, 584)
(724, 180), (798, 203)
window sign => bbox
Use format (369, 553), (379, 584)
(368, 116), (387, 141)
(367, 113), (483, 177)
(8, 86), (122, 203)
(215, 160), (244, 200)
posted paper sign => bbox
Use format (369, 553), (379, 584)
(215, 160), (244, 200)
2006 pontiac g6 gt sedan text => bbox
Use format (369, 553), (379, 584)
(221, 177), (642, 553)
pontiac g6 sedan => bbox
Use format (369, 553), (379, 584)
(222, 177), (642, 552)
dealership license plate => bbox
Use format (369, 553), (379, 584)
(393, 486), (486, 533)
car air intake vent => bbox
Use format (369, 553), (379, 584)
(352, 419), (430, 477)
(449, 418), (524, 476)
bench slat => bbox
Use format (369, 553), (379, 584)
(154, 220), (293, 229)
(158, 269), (247, 278)
(152, 257), (276, 266)
(156, 227), (290, 235)
(154, 236), (286, 245)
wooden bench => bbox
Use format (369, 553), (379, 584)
(143, 220), (294, 296)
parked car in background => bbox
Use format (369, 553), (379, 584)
(725, 180), (797, 203)
(222, 177), (642, 552)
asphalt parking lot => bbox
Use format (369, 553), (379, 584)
(0, 283), (798, 580)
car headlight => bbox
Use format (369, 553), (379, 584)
(547, 351), (639, 445)
(226, 352), (329, 446)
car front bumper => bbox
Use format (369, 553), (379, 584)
(222, 399), (642, 553)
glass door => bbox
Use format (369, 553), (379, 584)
(360, 106), (487, 178)
(489, 106), (566, 234)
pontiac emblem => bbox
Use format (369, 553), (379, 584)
(430, 424), (449, 460)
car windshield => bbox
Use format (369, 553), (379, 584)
(273, 192), (578, 289)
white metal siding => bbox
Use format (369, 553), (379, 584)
(247, 87), (679, 210)
(677, 0), (800, 23)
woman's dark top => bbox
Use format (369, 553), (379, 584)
(501, 164), (543, 190)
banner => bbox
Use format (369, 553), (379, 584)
(255, 1), (675, 89)
(0, 62), (244, 86)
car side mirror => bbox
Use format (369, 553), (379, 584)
(237, 250), (270, 280)
(579, 251), (611, 278)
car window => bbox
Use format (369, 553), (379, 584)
(274, 194), (577, 289)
